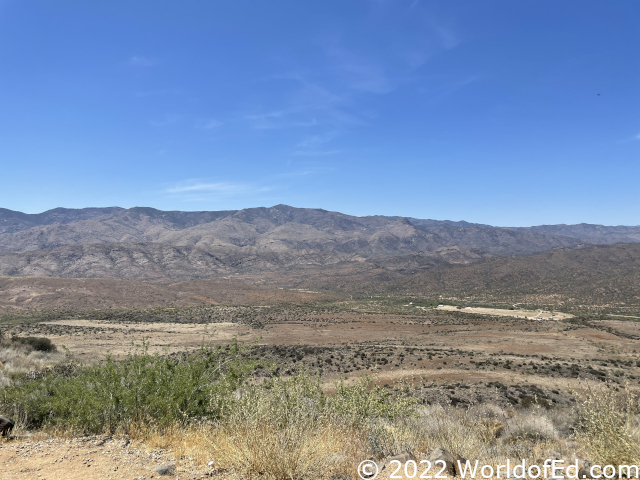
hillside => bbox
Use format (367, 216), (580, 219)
(0, 205), (638, 293)
(515, 224), (640, 244)
(322, 243), (640, 315)
(0, 205), (582, 257)
(0, 242), (487, 281)
(0, 276), (337, 313)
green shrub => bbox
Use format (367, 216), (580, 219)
(0, 339), (257, 433)
(11, 336), (57, 352)
(225, 370), (416, 428)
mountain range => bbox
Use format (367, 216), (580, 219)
(0, 204), (638, 282)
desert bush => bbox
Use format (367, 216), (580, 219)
(574, 384), (640, 466)
(364, 404), (515, 462)
(11, 336), (56, 352)
(502, 407), (559, 442)
(212, 410), (363, 479)
(186, 370), (416, 479)
(0, 342), (68, 387)
(0, 339), (258, 433)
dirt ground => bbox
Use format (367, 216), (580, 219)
(7, 311), (640, 389)
(0, 435), (218, 480)
(4, 308), (640, 479)
(436, 305), (574, 321)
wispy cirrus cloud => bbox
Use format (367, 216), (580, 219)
(167, 181), (257, 194)
(294, 131), (343, 156)
(149, 114), (185, 127)
(231, 5), (466, 158)
(240, 79), (360, 133)
(244, 109), (318, 130)
(128, 56), (156, 67)
(320, 37), (393, 94)
(165, 180), (274, 202)
(417, 74), (482, 103)
(136, 88), (183, 97)
(293, 149), (341, 156)
(202, 119), (223, 129)
(297, 131), (341, 148)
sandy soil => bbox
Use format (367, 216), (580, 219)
(25, 316), (610, 362)
(0, 435), (213, 480)
(436, 305), (574, 320)
(4, 311), (640, 478)
(8, 313), (639, 386)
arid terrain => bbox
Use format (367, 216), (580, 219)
(1, 206), (640, 479)
(5, 299), (640, 401)
(4, 298), (640, 479)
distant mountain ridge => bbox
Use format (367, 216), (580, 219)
(0, 204), (590, 254)
(0, 204), (638, 281)
(513, 224), (640, 244)
(0, 242), (489, 280)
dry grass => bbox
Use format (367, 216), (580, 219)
(131, 421), (364, 479)
(0, 344), (67, 387)
(3, 337), (639, 479)
(11, 389), (634, 480)
(212, 422), (363, 479)
(574, 383), (640, 466)
(122, 402), (581, 480)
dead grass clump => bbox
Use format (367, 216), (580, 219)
(574, 384), (640, 466)
(502, 407), (560, 442)
(0, 344), (67, 387)
(213, 421), (362, 479)
(365, 405), (512, 465)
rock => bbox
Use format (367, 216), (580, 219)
(0, 415), (15, 436)
(426, 447), (468, 477)
(155, 464), (176, 476)
(548, 450), (563, 461)
(388, 452), (412, 463)
(570, 454), (595, 479)
(578, 466), (595, 479)
(381, 452), (413, 473)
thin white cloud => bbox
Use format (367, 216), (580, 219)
(293, 150), (341, 156)
(243, 108), (320, 130)
(203, 119), (223, 129)
(433, 25), (460, 50)
(635, 133), (640, 140)
(321, 39), (393, 94)
(270, 169), (317, 179)
(149, 114), (185, 127)
(167, 181), (253, 194)
(136, 89), (182, 97)
(165, 180), (274, 202)
(129, 56), (155, 67)
(296, 131), (340, 148)
(417, 75), (481, 104)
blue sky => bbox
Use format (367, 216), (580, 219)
(0, 0), (638, 226)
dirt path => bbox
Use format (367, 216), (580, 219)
(0, 436), (211, 480)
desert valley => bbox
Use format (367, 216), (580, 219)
(1, 205), (639, 479)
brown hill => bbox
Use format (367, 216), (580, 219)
(283, 243), (640, 315)
(516, 223), (640, 244)
(0, 276), (337, 313)
(0, 242), (487, 281)
(0, 205), (581, 257)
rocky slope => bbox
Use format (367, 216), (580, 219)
(0, 242), (486, 280)
(0, 205), (581, 256)
(0, 204), (637, 282)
